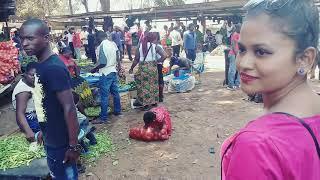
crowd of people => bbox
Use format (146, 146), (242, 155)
(6, 0), (320, 179)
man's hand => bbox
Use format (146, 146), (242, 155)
(63, 149), (80, 164)
(26, 131), (35, 142)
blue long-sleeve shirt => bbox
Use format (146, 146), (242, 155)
(183, 30), (197, 50)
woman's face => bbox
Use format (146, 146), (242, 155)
(237, 14), (299, 95)
(25, 68), (36, 86)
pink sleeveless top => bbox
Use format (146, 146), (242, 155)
(221, 113), (320, 180)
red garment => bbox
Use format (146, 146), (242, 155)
(229, 32), (240, 55)
(125, 32), (132, 45)
(73, 32), (82, 48)
(129, 106), (172, 141)
(59, 55), (78, 77)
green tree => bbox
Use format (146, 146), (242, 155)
(16, 0), (68, 18)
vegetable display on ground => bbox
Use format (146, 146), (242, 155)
(0, 135), (45, 170)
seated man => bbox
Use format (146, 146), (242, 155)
(129, 106), (172, 141)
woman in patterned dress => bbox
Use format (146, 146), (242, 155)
(129, 32), (166, 110)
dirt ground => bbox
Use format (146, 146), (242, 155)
(1, 56), (320, 179)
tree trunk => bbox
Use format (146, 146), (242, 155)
(68, 0), (73, 15)
(81, 0), (89, 13)
(99, 0), (110, 12)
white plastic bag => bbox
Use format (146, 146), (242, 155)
(168, 75), (195, 93)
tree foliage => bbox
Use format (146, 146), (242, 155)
(16, 0), (68, 18)
(153, 0), (185, 7)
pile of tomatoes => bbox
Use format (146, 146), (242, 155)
(0, 41), (19, 85)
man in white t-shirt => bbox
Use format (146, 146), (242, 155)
(90, 31), (121, 124)
(80, 27), (89, 57)
(170, 26), (182, 57)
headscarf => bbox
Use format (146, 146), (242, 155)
(141, 32), (158, 57)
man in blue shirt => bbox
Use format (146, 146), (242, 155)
(183, 23), (197, 62)
(20, 19), (80, 179)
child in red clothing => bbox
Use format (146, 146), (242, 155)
(129, 106), (172, 141)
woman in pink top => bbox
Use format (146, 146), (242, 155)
(221, 0), (320, 180)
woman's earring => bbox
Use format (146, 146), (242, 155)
(297, 68), (305, 76)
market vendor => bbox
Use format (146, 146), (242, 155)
(129, 106), (172, 141)
(12, 62), (40, 142)
(169, 56), (192, 73)
(59, 47), (80, 78)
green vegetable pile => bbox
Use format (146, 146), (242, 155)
(84, 106), (101, 117)
(82, 131), (114, 163)
(84, 106), (111, 117)
(0, 135), (45, 170)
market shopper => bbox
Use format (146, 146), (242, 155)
(20, 18), (80, 179)
(80, 27), (89, 58)
(67, 27), (75, 58)
(88, 28), (97, 64)
(124, 26), (133, 61)
(90, 31), (121, 124)
(12, 62), (40, 142)
(227, 24), (241, 90)
(183, 23), (197, 62)
(129, 32), (166, 111)
(73, 30), (82, 60)
(154, 33), (167, 102)
(221, 0), (320, 179)
(129, 106), (172, 141)
(170, 26), (182, 57)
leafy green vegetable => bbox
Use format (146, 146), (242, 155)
(82, 131), (114, 163)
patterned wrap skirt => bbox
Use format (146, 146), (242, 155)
(136, 61), (159, 106)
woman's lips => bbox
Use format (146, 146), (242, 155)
(240, 72), (259, 83)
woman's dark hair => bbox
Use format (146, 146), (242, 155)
(25, 62), (37, 73)
(244, 0), (319, 54)
(143, 111), (156, 125)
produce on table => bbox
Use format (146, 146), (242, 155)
(82, 131), (114, 163)
(0, 135), (46, 170)
(0, 41), (20, 85)
(77, 59), (93, 67)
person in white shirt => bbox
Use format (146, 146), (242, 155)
(90, 31), (121, 124)
(66, 27), (75, 58)
(169, 26), (182, 57)
(80, 27), (89, 58)
(215, 30), (223, 46)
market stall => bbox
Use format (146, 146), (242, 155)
(0, 41), (21, 98)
